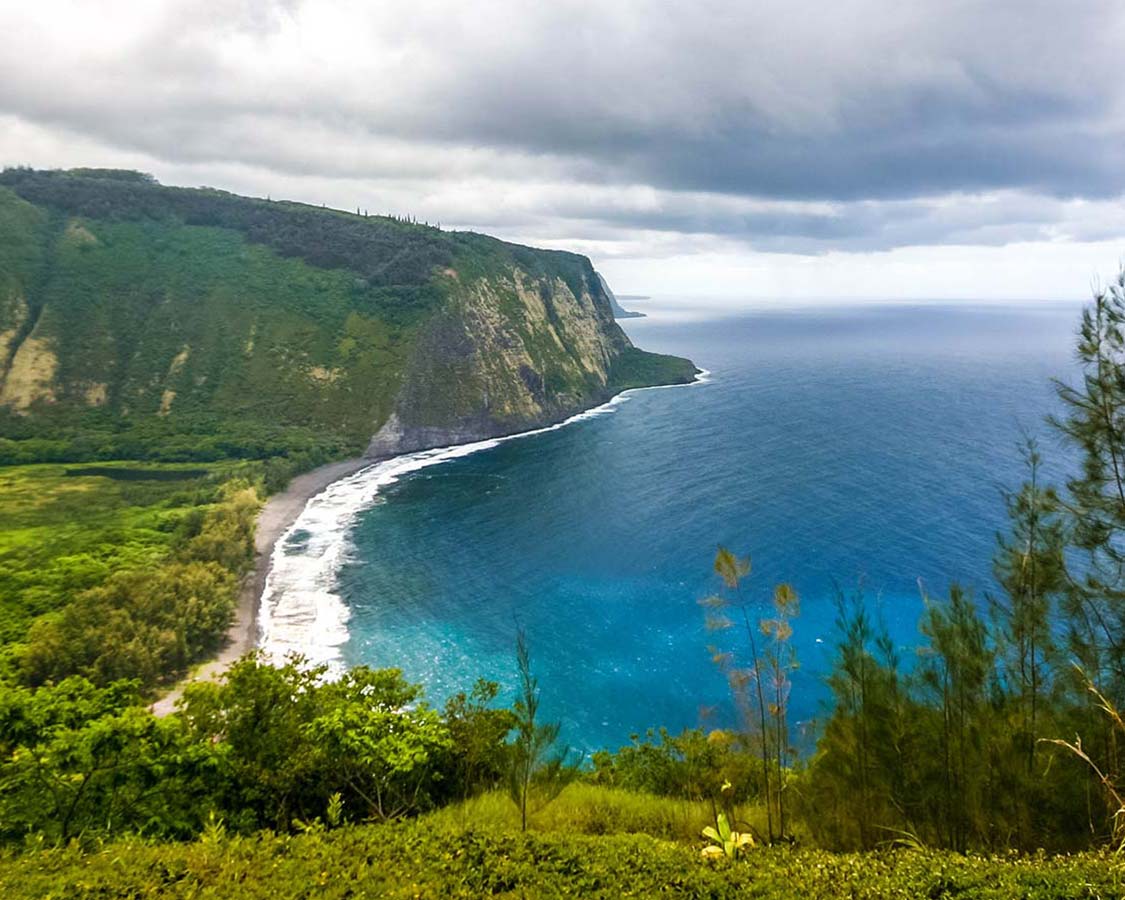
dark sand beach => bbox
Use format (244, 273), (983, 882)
(150, 457), (371, 715)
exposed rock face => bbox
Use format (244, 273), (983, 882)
(0, 330), (57, 410)
(366, 268), (637, 457)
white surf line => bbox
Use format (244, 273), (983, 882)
(256, 369), (712, 672)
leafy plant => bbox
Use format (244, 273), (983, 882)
(702, 547), (798, 842)
(701, 812), (754, 859)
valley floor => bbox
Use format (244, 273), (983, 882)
(149, 457), (370, 715)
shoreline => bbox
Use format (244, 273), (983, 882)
(254, 370), (711, 671)
(150, 371), (709, 715)
(149, 457), (373, 715)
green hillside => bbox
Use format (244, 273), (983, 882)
(0, 168), (695, 464)
(0, 167), (695, 693)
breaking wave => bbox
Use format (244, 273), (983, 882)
(257, 374), (709, 671)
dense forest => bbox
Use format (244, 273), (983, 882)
(3, 268), (1125, 892)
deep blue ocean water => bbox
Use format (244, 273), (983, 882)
(323, 302), (1082, 752)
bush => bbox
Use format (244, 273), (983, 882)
(0, 820), (1118, 899)
(179, 657), (497, 832)
(591, 728), (761, 805)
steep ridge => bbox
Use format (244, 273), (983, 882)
(597, 272), (645, 319)
(0, 169), (696, 462)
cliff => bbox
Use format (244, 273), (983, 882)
(596, 272), (646, 319)
(0, 168), (695, 462)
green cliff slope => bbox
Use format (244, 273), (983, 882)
(0, 168), (695, 462)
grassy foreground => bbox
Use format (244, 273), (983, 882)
(1, 817), (1117, 899)
(425, 784), (773, 843)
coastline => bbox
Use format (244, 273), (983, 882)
(149, 457), (373, 715)
(150, 370), (709, 716)
(254, 369), (711, 673)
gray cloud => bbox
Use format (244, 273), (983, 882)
(1, 0), (1124, 257)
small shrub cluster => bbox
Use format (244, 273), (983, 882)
(0, 658), (517, 843)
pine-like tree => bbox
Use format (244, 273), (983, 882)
(506, 630), (575, 830)
(1052, 269), (1125, 697)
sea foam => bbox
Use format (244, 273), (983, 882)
(257, 373), (711, 671)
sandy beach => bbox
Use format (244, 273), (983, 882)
(150, 457), (372, 715)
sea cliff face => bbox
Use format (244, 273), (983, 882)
(0, 168), (695, 461)
(365, 267), (687, 457)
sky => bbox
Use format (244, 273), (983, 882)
(1, 0), (1124, 302)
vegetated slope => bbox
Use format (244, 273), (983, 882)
(0, 820), (1115, 899)
(0, 168), (695, 463)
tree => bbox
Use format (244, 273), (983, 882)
(182, 654), (453, 829)
(702, 547), (788, 841)
(760, 583), (799, 838)
(0, 678), (210, 841)
(443, 679), (516, 800)
(992, 437), (1065, 772)
(507, 630), (576, 831)
(918, 585), (993, 852)
(1052, 268), (1125, 697)
(1049, 270), (1125, 842)
(180, 654), (328, 830)
(305, 668), (452, 822)
(988, 437), (1070, 848)
(802, 589), (913, 850)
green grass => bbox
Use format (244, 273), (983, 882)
(0, 461), (236, 645)
(0, 813), (1117, 899)
(427, 784), (777, 844)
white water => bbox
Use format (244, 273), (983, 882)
(257, 373), (711, 671)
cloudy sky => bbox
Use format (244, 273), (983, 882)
(2, 0), (1124, 301)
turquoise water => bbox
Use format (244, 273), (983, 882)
(318, 303), (1079, 751)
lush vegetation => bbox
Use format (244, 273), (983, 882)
(0, 180), (424, 454)
(0, 168), (688, 466)
(0, 463), (216, 643)
(2, 822), (1118, 899)
(607, 346), (698, 392)
(0, 461), (269, 690)
(5, 177), (1125, 891)
(0, 661), (1117, 895)
(0, 656), (514, 842)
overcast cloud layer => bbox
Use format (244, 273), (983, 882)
(2, 0), (1124, 300)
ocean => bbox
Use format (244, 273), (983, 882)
(259, 300), (1083, 752)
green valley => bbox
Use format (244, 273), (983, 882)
(0, 166), (695, 696)
(2, 167), (1122, 899)
(0, 462), (231, 646)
